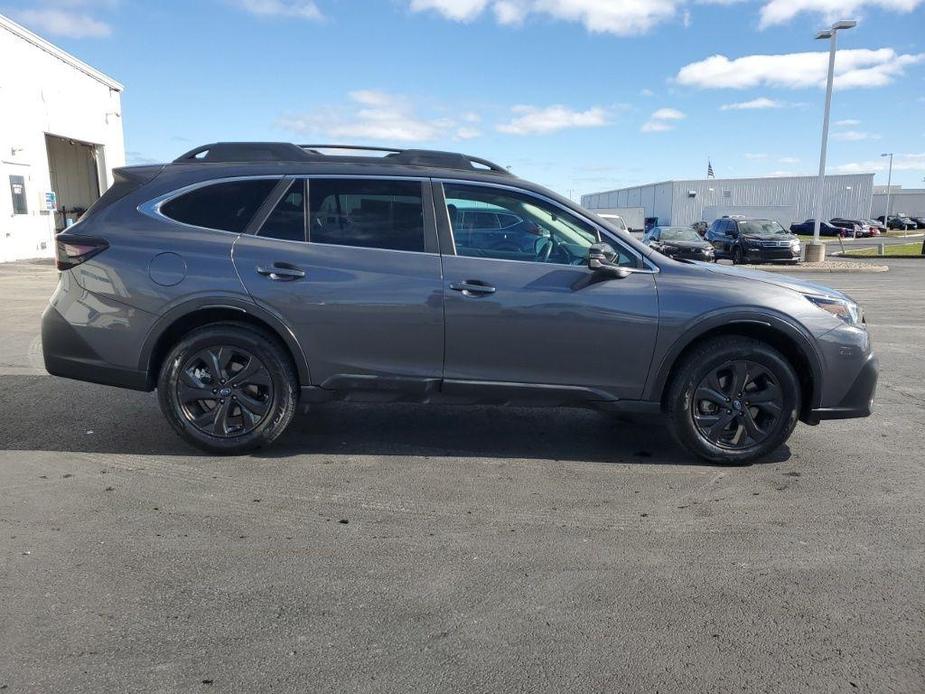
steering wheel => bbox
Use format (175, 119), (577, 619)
(534, 235), (555, 262)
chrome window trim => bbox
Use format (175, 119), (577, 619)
(138, 175), (284, 235)
(434, 178), (658, 274)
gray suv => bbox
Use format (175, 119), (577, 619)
(42, 143), (877, 463)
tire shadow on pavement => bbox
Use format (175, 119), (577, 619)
(0, 375), (789, 466)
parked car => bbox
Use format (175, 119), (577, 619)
(909, 216), (925, 230)
(877, 215), (917, 230)
(790, 219), (854, 237)
(643, 226), (715, 261)
(831, 218), (877, 237)
(42, 142), (877, 464)
(865, 218), (888, 234)
(707, 217), (802, 264)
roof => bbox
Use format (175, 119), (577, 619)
(584, 172), (876, 197)
(0, 13), (123, 91)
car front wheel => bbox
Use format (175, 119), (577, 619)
(666, 336), (800, 464)
(157, 323), (298, 455)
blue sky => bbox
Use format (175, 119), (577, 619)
(9, 0), (925, 198)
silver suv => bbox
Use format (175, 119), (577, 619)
(42, 143), (877, 463)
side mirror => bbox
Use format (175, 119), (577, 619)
(588, 243), (631, 279)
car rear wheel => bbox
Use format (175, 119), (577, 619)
(158, 323), (298, 454)
(665, 336), (800, 464)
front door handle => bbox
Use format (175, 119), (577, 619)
(257, 263), (305, 281)
(450, 280), (496, 295)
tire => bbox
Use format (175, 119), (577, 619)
(732, 246), (744, 265)
(665, 336), (800, 464)
(157, 323), (298, 455)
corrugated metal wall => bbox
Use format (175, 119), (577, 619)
(872, 190), (925, 217)
(584, 174), (874, 229)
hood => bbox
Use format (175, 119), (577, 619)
(741, 233), (796, 241)
(702, 262), (852, 301)
(659, 239), (712, 250)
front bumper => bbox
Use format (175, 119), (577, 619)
(808, 353), (878, 422)
(743, 245), (801, 263)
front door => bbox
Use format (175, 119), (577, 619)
(437, 182), (659, 401)
(233, 177), (444, 387)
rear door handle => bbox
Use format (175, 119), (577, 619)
(450, 280), (496, 295)
(257, 263), (305, 281)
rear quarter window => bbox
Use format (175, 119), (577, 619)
(161, 179), (277, 233)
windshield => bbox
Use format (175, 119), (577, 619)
(659, 227), (701, 242)
(739, 220), (787, 235)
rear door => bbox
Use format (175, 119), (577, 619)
(233, 177), (444, 387)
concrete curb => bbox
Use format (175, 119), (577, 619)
(738, 262), (889, 273)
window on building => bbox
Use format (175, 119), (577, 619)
(161, 179), (277, 233)
(308, 179), (425, 252)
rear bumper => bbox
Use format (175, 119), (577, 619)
(808, 353), (878, 422)
(42, 302), (149, 391)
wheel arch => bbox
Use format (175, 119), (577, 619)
(650, 313), (823, 423)
(139, 298), (310, 390)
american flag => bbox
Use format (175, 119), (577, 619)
(707, 160), (715, 179)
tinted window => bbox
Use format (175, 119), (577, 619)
(442, 184), (627, 267)
(309, 179), (425, 252)
(162, 179), (276, 232)
(259, 180), (305, 242)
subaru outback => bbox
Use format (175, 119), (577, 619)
(42, 143), (877, 463)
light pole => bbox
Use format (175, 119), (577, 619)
(881, 152), (893, 233)
(808, 19), (857, 262)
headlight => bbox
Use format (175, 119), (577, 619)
(791, 239), (801, 249)
(805, 294), (862, 326)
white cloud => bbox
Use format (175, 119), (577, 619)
(409, 0), (683, 36)
(677, 48), (925, 90)
(759, 0), (924, 28)
(721, 97), (786, 110)
(11, 8), (112, 37)
(233, 0), (322, 20)
(778, 156), (800, 164)
(497, 105), (609, 135)
(641, 107), (685, 133)
(641, 88), (655, 97)
(829, 153), (925, 173)
(831, 130), (881, 141)
(835, 119), (861, 126)
(277, 90), (473, 142)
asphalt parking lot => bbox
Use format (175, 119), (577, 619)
(1, 259), (923, 693)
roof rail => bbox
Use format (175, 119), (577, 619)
(173, 142), (511, 175)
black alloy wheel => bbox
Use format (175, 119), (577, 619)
(691, 360), (782, 450)
(733, 246), (744, 265)
(158, 323), (298, 454)
(178, 346), (274, 437)
(665, 336), (800, 464)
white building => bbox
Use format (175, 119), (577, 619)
(582, 173), (876, 230)
(0, 14), (125, 263)
(872, 185), (925, 218)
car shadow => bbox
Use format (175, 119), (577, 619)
(0, 375), (790, 466)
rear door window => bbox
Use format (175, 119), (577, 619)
(258, 180), (306, 242)
(161, 179), (277, 232)
(309, 179), (425, 252)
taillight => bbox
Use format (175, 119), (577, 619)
(55, 233), (109, 271)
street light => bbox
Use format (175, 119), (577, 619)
(808, 19), (857, 261)
(881, 152), (894, 232)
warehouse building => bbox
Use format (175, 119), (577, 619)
(873, 185), (925, 218)
(0, 14), (125, 263)
(581, 173), (875, 231)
